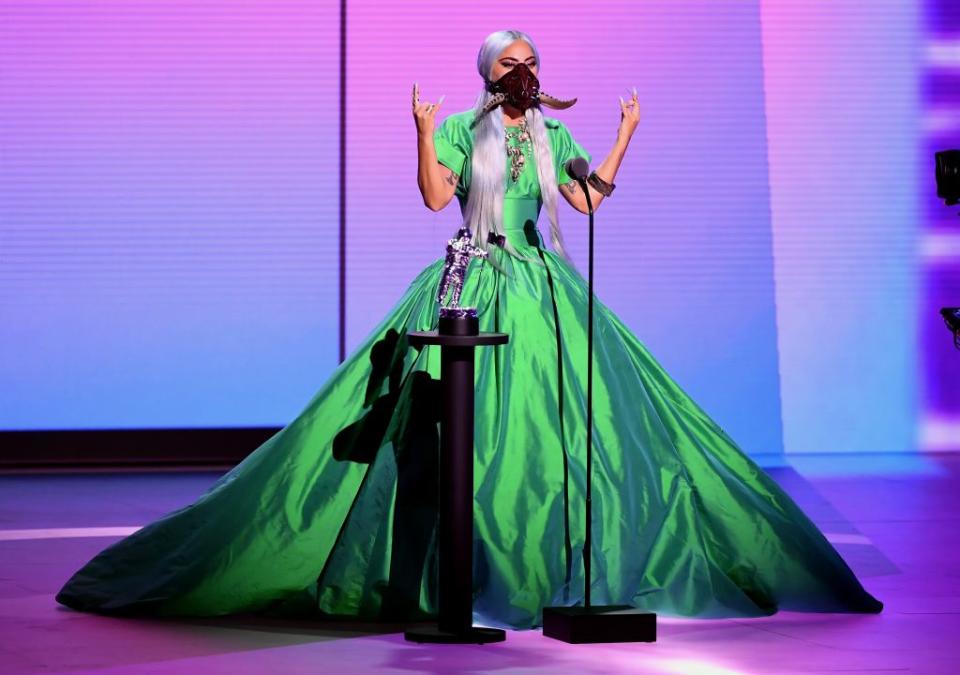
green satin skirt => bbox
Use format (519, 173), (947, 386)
(56, 198), (882, 628)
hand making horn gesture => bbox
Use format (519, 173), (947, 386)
(617, 86), (642, 141)
(412, 82), (446, 137)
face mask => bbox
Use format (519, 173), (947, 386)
(477, 62), (578, 121)
(485, 62), (540, 112)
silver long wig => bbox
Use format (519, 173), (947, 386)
(460, 30), (574, 276)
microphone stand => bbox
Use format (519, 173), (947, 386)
(541, 162), (657, 644)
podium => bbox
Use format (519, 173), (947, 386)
(403, 328), (508, 644)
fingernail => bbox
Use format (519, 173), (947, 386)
(438, 94), (446, 104)
(619, 96), (625, 105)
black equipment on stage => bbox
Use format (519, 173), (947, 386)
(935, 150), (960, 351)
(936, 150), (960, 207)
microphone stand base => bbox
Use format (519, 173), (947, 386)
(542, 605), (657, 644)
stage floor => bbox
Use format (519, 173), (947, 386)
(0, 453), (956, 674)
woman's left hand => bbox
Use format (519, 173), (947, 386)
(617, 87), (641, 142)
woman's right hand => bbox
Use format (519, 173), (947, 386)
(412, 82), (445, 137)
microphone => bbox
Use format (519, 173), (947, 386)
(564, 157), (590, 182)
(545, 141), (656, 644)
(564, 156), (594, 215)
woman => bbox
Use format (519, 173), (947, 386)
(56, 29), (882, 629)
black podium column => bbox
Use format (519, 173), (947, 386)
(404, 329), (508, 645)
(440, 342), (474, 633)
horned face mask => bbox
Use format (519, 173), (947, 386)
(486, 62), (540, 112)
(478, 62), (577, 119)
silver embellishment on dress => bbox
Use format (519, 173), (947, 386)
(505, 118), (532, 182)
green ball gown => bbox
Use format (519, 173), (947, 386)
(56, 110), (882, 629)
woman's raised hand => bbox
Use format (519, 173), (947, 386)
(412, 82), (445, 137)
(617, 86), (641, 142)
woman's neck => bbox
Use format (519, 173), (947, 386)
(502, 104), (525, 126)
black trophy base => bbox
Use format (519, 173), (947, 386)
(404, 625), (506, 644)
(438, 311), (479, 336)
(542, 605), (657, 644)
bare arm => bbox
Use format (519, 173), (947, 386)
(418, 139), (459, 211)
(559, 87), (641, 214)
(559, 134), (629, 214)
(413, 83), (458, 211)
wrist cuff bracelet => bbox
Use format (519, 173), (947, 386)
(587, 171), (615, 197)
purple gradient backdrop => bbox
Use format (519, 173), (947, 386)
(0, 1), (943, 456)
(0, 1), (341, 427)
(759, 1), (921, 453)
(346, 1), (785, 456)
(922, 0), (960, 450)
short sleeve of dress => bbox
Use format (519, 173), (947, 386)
(552, 121), (593, 185)
(433, 115), (469, 179)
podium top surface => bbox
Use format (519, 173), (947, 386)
(407, 330), (509, 348)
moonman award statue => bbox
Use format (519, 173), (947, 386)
(436, 226), (489, 337)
